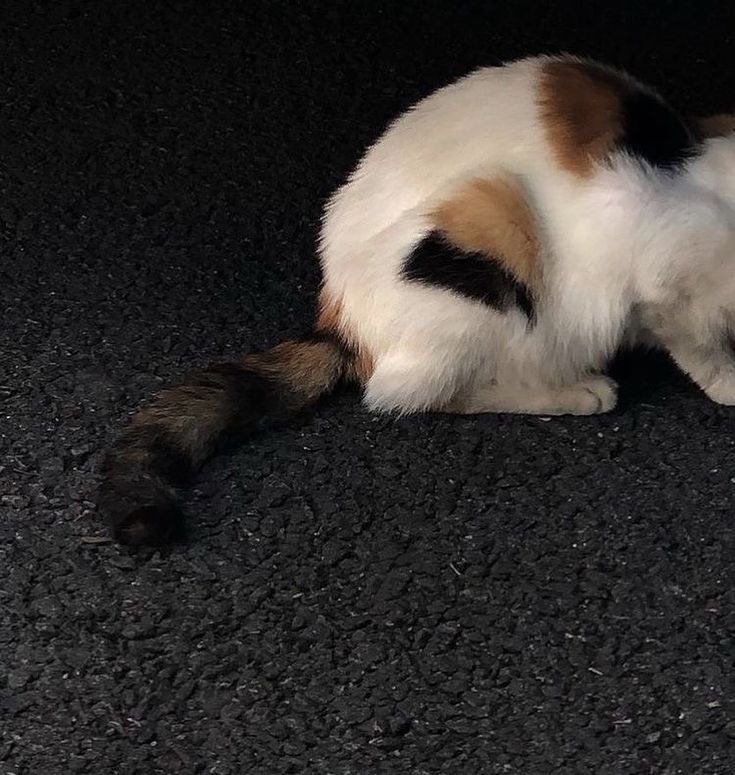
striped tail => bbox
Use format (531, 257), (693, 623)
(98, 333), (350, 545)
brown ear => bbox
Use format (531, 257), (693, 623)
(693, 113), (735, 139)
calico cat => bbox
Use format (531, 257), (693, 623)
(99, 54), (735, 545)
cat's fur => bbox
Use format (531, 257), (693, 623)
(99, 54), (735, 544)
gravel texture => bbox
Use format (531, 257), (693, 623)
(1, 1), (734, 773)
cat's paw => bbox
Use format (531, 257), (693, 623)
(704, 370), (735, 405)
(576, 375), (619, 414)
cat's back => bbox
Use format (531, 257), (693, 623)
(363, 56), (545, 180)
(320, 54), (696, 268)
(320, 56), (544, 260)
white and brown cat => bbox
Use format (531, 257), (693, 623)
(99, 54), (735, 544)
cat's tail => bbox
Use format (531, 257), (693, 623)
(98, 332), (350, 545)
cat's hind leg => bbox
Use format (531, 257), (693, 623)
(445, 375), (618, 416)
(364, 346), (474, 414)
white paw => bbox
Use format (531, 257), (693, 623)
(574, 375), (619, 415)
(704, 371), (735, 405)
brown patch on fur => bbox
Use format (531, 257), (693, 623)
(315, 288), (374, 383)
(431, 176), (542, 292)
(539, 59), (629, 177)
(315, 289), (344, 334)
(244, 339), (345, 402)
(695, 114), (735, 139)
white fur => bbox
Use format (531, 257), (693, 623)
(318, 56), (735, 414)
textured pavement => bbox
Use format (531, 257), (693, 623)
(1, 1), (734, 773)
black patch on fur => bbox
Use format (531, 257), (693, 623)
(620, 90), (697, 168)
(401, 232), (535, 319)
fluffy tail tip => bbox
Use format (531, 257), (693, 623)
(99, 463), (186, 546)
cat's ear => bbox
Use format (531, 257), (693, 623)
(693, 114), (735, 139)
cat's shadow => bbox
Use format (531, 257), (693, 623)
(608, 346), (695, 410)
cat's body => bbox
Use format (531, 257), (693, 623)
(321, 55), (735, 413)
(100, 54), (735, 544)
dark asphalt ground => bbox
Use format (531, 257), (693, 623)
(2, 1), (734, 773)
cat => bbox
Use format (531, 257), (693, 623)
(99, 54), (735, 545)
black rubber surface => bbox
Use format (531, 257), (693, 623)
(2, 2), (734, 773)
